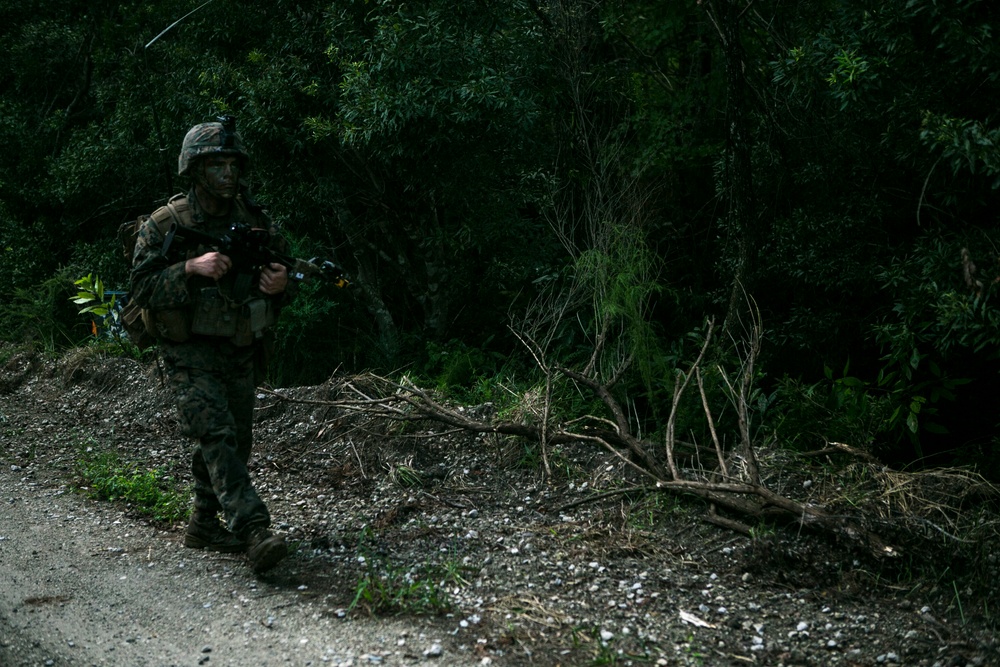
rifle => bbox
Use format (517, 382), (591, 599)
(162, 221), (350, 296)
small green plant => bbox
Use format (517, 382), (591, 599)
(388, 463), (425, 488)
(69, 273), (147, 359)
(514, 442), (542, 469)
(680, 633), (706, 665)
(348, 528), (466, 616)
(75, 443), (188, 523)
(438, 555), (472, 588)
(748, 521), (777, 540)
(71, 273), (118, 337)
(349, 557), (455, 615)
(588, 625), (623, 666)
(70, 273), (132, 348)
(953, 580), (966, 626)
(627, 493), (682, 530)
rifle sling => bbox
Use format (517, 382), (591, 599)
(158, 196), (189, 256)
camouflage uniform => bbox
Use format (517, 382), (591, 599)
(130, 120), (294, 562)
(131, 190), (292, 537)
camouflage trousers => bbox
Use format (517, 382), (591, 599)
(159, 338), (270, 536)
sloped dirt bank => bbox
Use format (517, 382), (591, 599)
(1, 348), (997, 666)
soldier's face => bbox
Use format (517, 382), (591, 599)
(200, 155), (241, 199)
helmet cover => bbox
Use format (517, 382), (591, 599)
(177, 117), (251, 176)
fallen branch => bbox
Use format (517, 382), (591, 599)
(264, 370), (900, 557)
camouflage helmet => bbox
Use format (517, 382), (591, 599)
(177, 116), (250, 176)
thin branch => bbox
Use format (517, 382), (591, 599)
(556, 485), (653, 513)
(665, 318), (716, 480)
(917, 156), (942, 228)
(558, 366), (665, 478)
(508, 327), (554, 479)
(569, 433), (663, 484)
(541, 371), (553, 480)
(697, 366), (729, 478)
(704, 506), (752, 536)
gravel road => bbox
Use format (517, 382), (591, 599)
(0, 464), (466, 667)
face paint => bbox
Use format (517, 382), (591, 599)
(199, 156), (242, 199)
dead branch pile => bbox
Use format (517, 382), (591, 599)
(261, 320), (999, 560)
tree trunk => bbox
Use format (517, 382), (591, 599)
(709, 0), (761, 327)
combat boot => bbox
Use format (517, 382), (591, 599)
(184, 511), (246, 553)
(244, 526), (287, 573)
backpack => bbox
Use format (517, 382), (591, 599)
(116, 195), (192, 349)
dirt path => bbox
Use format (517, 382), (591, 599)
(0, 465), (462, 667)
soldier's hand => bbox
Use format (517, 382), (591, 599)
(185, 252), (232, 280)
(259, 263), (288, 295)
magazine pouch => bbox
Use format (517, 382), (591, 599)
(190, 287), (238, 338)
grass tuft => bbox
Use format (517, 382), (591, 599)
(348, 528), (467, 616)
(74, 443), (188, 523)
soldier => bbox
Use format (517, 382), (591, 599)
(130, 117), (291, 573)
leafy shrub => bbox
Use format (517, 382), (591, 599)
(269, 280), (348, 386)
(873, 234), (997, 462)
(1, 209), (54, 292)
(418, 338), (515, 401)
(767, 367), (891, 452)
(0, 268), (87, 352)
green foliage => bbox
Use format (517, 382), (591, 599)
(871, 234), (997, 456)
(75, 442), (188, 523)
(68, 273), (146, 359)
(824, 47), (886, 111)
(577, 225), (666, 383)
(70, 273), (117, 332)
(417, 338), (516, 402)
(768, 366), (891, 451)
(921, 112), (1000, 190)
(626, 493), (685, 531)
(349, 558), (454, 615)
(349, 528), (465, 616)
(3, 0), (1000, 473)
(387, 463), (425, 489)
(758, 209), (885, 370)
(0, 268), (85, 352)
(68, 237), (131, 293)
(228, 0), (558, 361)
(511, 442), (543, 471)
(767, 230), (1000, 458)
(1, 208), (55, 292)
(269, 279), (350, 386)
